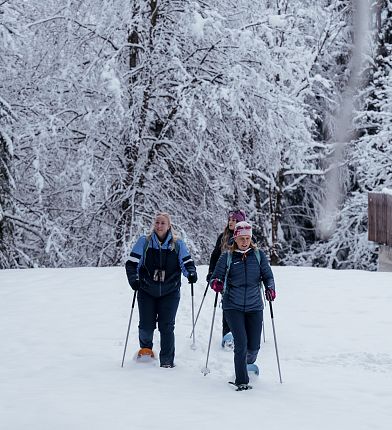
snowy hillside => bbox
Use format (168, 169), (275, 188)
(1, 265), (391, 430)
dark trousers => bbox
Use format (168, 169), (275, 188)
(137, 289), (180, 365)
(222, 311), (231, 337)
(224, 309), (263, 385)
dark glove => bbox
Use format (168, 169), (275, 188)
(265, 287), (276, 301)
(131, 279), (140, 291)
(188, 272), (198, 284)
(210, 279), (224, 293)
(206, 272), (212, 283)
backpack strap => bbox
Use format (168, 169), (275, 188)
(142, 234), (152, 265)
(254, 249), (261, 265)
(174, 240), (180, 254)
(223, 251), (233, 293)
(254, 249), (264, 289)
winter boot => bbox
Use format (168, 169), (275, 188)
(247, 363), (259, 375)
(221, 332), (234, 350)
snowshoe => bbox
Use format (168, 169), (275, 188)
(228, 381), (253, 391)
(221, 332), (234, 350)
(160, 363), (175, 368)
(247, 363), (259, 375)
(136, 348), (155, 362)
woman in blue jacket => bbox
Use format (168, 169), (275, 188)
(210, 221), (276, 390)
(126, 212), (197, 368)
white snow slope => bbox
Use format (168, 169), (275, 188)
(1, 265), (391, 430)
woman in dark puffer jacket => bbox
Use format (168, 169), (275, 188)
(206, 209), (246, 347)
(210, 221), (276, 390)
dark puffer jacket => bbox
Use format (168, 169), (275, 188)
(211, 248), (275, 312)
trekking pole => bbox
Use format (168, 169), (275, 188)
(262, 288), (266, 343)
(121, 290), (137, 368)
(201, 292), (219, 376)
(189, 282), (209, 338)
(190, 282), (196, 350)
(269, 301), (283, 383)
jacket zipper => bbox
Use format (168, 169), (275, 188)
(159, 241), (162, 297)
(244, 254), (248, 312)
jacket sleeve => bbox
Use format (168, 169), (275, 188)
(177, 239), (197, 278)
(211, 251), (228, 283)
(259, 250), (275, 290)
(125, 236), (147, 287)
(207, 233), (223, 277)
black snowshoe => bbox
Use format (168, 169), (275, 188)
(228, 381), (253, 391)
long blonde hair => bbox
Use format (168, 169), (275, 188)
(150, 212), (178, 249)
(220, 225), (232, 252)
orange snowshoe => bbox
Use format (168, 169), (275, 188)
(136, 348), (155, 362)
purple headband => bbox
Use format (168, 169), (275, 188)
(228, 209), (246, 223)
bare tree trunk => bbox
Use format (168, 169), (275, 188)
(0, 131), (15, 268)
(269, 170), (284, 265)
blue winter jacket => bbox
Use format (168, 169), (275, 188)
(125, 231), (197, 298)
(211, 248), (275, 312)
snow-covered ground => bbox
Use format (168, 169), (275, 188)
(1, 265), (391, 430)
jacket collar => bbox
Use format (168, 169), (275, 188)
(152, 230), (173, 247)
(234, 247), (252, 255)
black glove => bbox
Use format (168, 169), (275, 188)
(206, 272), (212, 282)
(188, 272), (198, 284)
(131, 279), (140, 291)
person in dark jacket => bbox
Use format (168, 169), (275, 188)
(207, 209), (246, 348)
(126, 212), (197, 368)
(210, 221), (276, 390)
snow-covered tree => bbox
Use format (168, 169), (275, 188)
(299, 0), (391, 270)
(182, 0), (354, 264)
(1, 2), (21, 267)
(1, 0), (389, 270)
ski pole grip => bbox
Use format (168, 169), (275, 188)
(191, 282), (194, 297)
